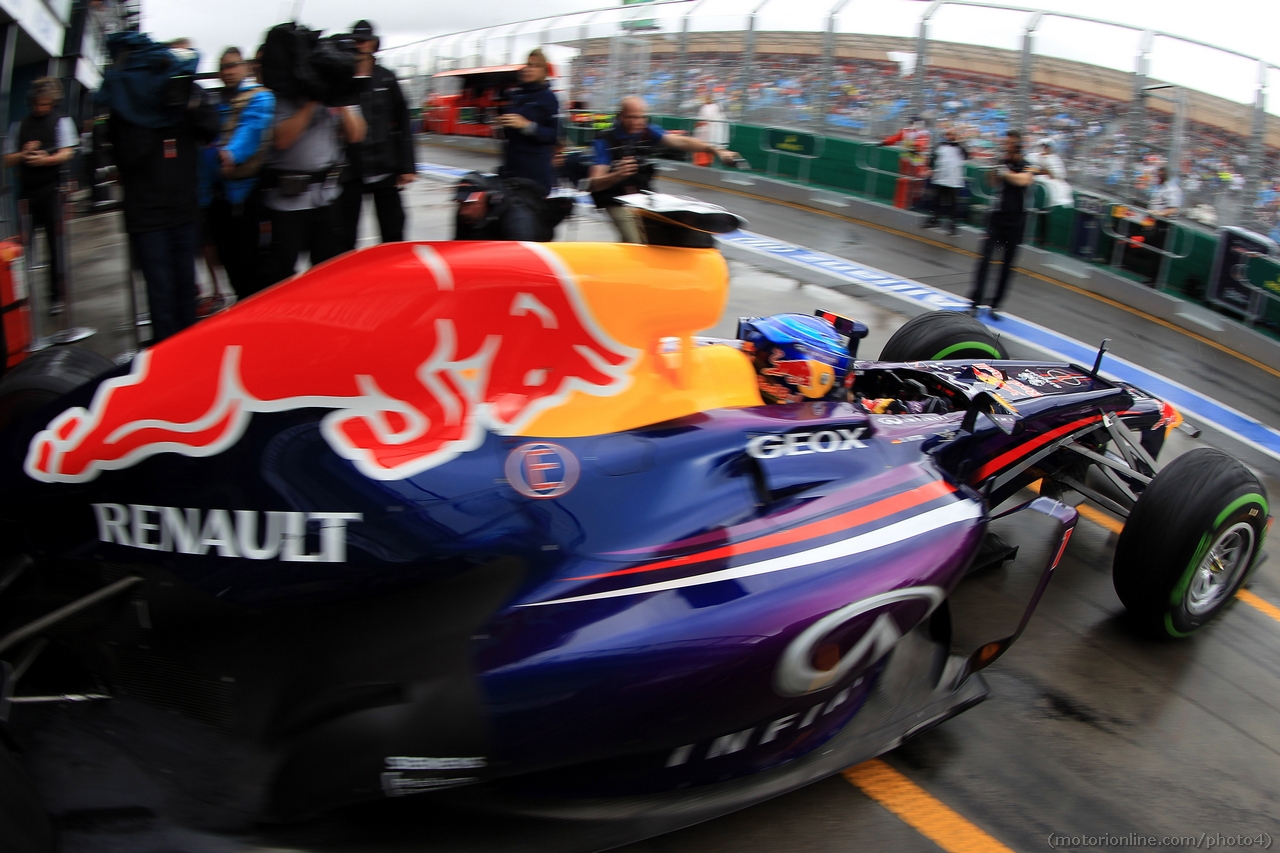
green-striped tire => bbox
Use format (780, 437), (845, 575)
(1113, 447), (1269, 638)
(878, 311), (1005, 362)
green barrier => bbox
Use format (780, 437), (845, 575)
(639, 115), (1276, 341)
(1245, 254), (1280, 330)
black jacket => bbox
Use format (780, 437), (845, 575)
(500, 81), (558, 194)
(350, 64), (414, 180)
(109, 91), (218, 233)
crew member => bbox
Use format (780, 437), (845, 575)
(881, 116), (930, 211)
(589, 96), (739, 243)
(924, 127), (967, 235)
(4, 78), (77, 315)
(969, 130), (1038, 318)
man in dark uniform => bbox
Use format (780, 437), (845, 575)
(336, 20), (415, 252)
(4, 78), (77, 315)
(969, 130), (1039, 318)
(494, 48), (559, 195)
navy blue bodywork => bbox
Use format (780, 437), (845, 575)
(0, 354), (1159, 823)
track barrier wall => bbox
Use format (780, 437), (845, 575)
(601, 114), (1280, 342)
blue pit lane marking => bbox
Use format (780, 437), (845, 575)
(416, 161), (1280, 461)
(718, 229), (1280, 463)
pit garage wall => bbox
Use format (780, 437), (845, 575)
(554, 116), (1280, 367)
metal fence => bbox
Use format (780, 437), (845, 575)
(383, 1), (1280, 239)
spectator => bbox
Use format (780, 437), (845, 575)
(1150, 167), (1183, 218)
(924, 126), (967, 235)
(589, 96), (739, 243)
(969, 130), (1036, 318)
(494, 48), (559, 195)
(337, 20), (415, 253)
(105, 39), (219, 343)
(4, 78), (77, 315)
(262, 86), (366, 286)
(203, 46), (274, 300)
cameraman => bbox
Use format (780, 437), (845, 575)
(589, 96), (739, 243)
(263, 94), (365, 286)
(453, 171), (559, 242)
(336, 20), (415, 252)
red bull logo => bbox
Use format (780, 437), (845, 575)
(25, 242), (637, 483)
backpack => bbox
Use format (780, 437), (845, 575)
(218, 86), (273, 180)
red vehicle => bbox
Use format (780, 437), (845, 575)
(423, 64), (523, 137)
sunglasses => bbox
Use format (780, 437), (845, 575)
(220, 61), (244, 70)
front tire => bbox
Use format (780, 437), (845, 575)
(879, 311), (1005, 362)
(0, 346), (114, 431)
(1113, 448), (1268, 638)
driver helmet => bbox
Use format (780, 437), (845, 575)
(737, 313), (851, 404)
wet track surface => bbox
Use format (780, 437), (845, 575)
(13, 145), (1280, 851)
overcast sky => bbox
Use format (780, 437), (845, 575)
(142, 0), (1280, 108)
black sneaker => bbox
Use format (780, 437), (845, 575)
(50, 300), (65, 316)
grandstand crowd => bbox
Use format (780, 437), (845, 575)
(571, 52), (1280, 240)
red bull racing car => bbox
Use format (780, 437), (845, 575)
(0, 197), (1270, 846)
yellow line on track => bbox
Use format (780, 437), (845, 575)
(655, 174), (1280, 383)
(1236, 589), (1280, 623)
(1071, 501), (1280, 625)
(843, 759), (1017, 853)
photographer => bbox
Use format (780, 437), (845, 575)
(493, 48), (559, 195)
(262, 89), (365, 286)
(589, 96), (739, 243)
(336, 20), (415, 252)
(452, 171), (565, 242)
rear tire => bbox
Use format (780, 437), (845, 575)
(1112, 447), (1268, 638)
(879, 311), (1005, 362)
(0, 346), (114, 431)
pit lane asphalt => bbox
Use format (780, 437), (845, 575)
(20, 149), (1280, 852)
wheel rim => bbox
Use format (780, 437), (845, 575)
(1185, 522), (1255, 616)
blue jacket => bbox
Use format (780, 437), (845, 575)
(500, 81), (559, 194)
(199, 82), (276, 207)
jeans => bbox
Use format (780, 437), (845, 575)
(131, 223), (198, 344)
(337, 177), (406, 253)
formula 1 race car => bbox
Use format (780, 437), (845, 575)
(0, 199), (1270, 847)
